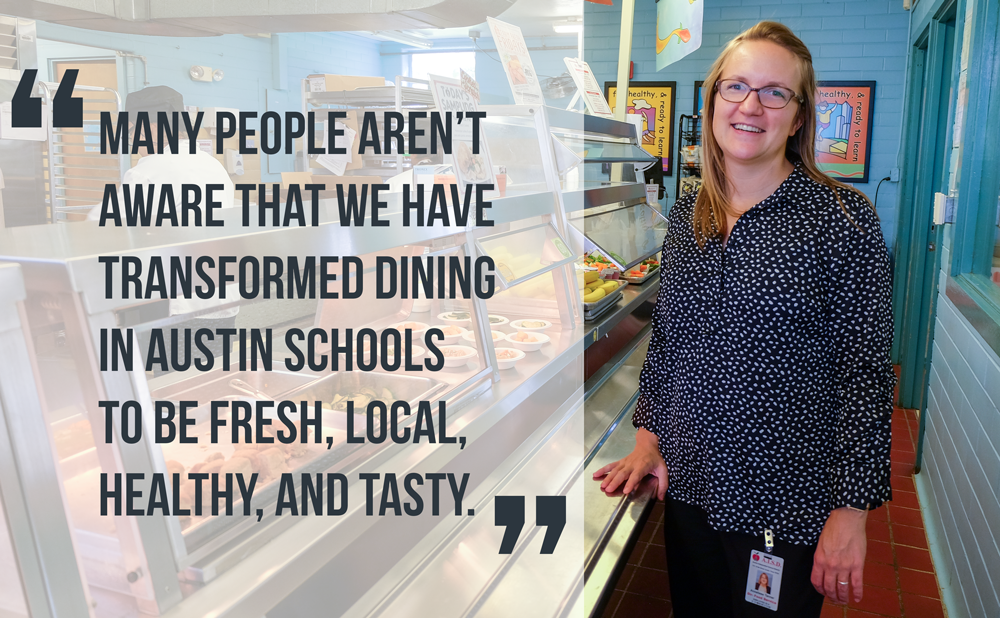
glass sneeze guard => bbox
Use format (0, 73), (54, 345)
(475, 223), (577, 290)
(569, 202), (668, 272)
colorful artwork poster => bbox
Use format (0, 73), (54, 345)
(694, 80), (705, 116)
(814, 81), (876, 183)
(605, 81), (676, 175)
(655, 0), (703, 72)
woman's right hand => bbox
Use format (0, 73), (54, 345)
(592, 428), (669, 500)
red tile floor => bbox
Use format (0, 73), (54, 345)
(599, 406), (947, 618)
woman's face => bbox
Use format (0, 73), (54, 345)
(758, 573), (769, 586)
(712, 40), (804, 168)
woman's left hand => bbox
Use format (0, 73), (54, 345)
(811, 507), (868, 604)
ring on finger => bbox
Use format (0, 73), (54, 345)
(837, 581), (849, 586)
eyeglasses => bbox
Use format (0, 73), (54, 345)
(715, 79), (803, 109)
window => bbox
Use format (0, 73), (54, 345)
(408, 52), (475, 82)
(946, 0), (1000, 354)
(993, 194), (1000, 286)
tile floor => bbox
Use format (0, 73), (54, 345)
(599, 407), (947, 618)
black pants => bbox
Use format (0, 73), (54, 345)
(663, 498), (825, 618)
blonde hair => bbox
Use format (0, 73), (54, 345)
(694, 21), (868, 247)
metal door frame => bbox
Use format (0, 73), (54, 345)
(893, 0), (962, 415)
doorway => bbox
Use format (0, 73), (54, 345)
(893, 4), (959, 415)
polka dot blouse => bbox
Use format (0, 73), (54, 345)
(633, 164), (895, 545)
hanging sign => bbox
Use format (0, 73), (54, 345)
(487, 17), (545, 105)
(655, 0), (704, 71)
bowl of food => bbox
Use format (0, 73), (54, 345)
(461, 330), (506, 345)
(387, 321), (429, 336)
(435, 325), (468, 344)
(494, 347), (525, 370)
(437, 311), (472, 324)
(488, 315), (509, 327)
(510, 319), (551, 332)
(384, 344), (425, 363)
(439, 345), (478, 368)
(507, 331), (550, 352)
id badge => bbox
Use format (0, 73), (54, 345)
(745, 549), (783, 611)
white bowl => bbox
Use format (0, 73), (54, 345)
(461, 330), (506, 345)
(510, 319), (552, 332)
(439, 345), (478, 367)
(487, 314), (509, 327)
(437, 311), (472, 324)
(361, 343), (425, 366)
(387, 321), (429, 335)
(506, 331), (550, 352)
(385, 344), (425, 361)
(435, 325), (468, 344)
(494, 347), (525, 370)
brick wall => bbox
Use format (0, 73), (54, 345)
(922, 287), (1000, 618)
(584, 0), (909, 248)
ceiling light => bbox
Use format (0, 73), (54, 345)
(553, 24), (583, 34)
(371, 31), (434, 49)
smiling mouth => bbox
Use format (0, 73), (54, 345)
(733, 123), (764, 133)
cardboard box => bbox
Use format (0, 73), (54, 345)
(280, 172), (314, 189)
(301, 110), (363, 172)
(307, 74), (385, 93)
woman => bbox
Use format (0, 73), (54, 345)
(755, 572), (771, 595)
(593, 21), (894, 618)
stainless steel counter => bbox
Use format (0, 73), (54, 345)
(583, 275), (659, 350)
(582, 329), (658, 618)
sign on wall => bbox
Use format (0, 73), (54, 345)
(694, 80), (705, 116)
(814, 81), (876, 183)
(605, 81), (676, 175)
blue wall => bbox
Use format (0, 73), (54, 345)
(584, 0), (910, 249)
(922, 278), (1000, 618)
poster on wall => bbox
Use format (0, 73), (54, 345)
(655, 0), (703, 71)
(814, 81), (876, 183)
(606, 81), (676, 175)
(487, 17), (545, 105)
(694, 80), (705, 116)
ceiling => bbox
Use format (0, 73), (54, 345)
(410, 0), (583, 39)
(0, 0), (538, 36)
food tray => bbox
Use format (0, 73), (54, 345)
(623, 266), (660, 284)
(584, 292), (623, 321)
(583, 280), (627, 312)
(290, 371), (449, 419)
(151, 369), (323, 406)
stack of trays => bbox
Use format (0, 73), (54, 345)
(583, 280), (627, 321)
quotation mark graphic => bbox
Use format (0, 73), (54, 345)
(495, 495), (566, 555)
(12, 68), (83, 129)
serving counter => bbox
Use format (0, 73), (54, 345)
(0, 107), (664, 618)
